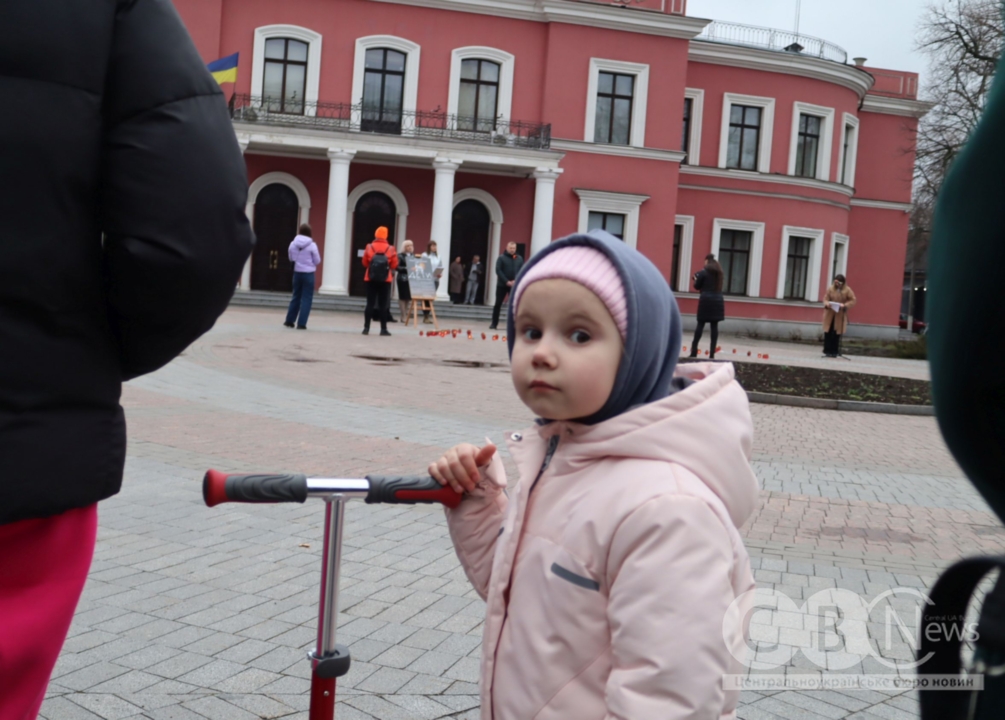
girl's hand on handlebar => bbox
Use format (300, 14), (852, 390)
(429, 443), (497, 495)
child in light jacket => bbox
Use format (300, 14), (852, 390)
(429, 230), (759, 720)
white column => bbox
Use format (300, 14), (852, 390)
(237, 137), (252, 290)
(319, 149), (356, 295)
(530, 168), (563, 257)
(430, 158), (462, 302)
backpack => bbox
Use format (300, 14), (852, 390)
(368, 244), (390, 282)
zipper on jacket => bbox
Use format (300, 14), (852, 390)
(528, 434), (560, 496)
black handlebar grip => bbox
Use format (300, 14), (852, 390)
(365, 475), (462, 509)
(203, 470), (308, 507)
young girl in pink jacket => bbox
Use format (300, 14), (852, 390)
(430, 231), (759, 720)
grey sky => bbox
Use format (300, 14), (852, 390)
(688, 0), (931, 87)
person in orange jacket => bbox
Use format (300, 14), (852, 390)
(362, 226), (399, 336)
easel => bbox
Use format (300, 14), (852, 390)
(405, 297), (438, 330)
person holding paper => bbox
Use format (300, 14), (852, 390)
(822, 274), (856, 357)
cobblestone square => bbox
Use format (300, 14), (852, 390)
(41, 307), (997, 719)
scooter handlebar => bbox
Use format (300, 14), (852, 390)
(203, 470), (308, 507)
(365, 475), (462, 509)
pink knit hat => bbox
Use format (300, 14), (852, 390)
(512, 245), (628, 340)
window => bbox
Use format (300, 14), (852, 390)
(726, 105), (762, 170)
(594, 72), (634, 145)
(576, 189), (649, 249)
(584, 59), (649, 148)
(262, 38), (308, 114)
(719, 229), (752, 295)
(588, 211), (626, 240)
(832, 233), (850, 279)
(458, 59), (499, 132)
(794, 115), (821, 178)
(839, 119), (859, 186)
(784, 236), (812, 299)
(361, 48), (406, 134)
(671, 224), (683, 291)
(682, 98), (693, 157)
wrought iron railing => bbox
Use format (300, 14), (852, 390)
(696, 21), (848, 64)
(229, 94), (552, 150)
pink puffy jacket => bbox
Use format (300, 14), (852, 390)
(446, 362), (759, 720)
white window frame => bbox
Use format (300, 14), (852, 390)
(584, 58), (650, 148)
(831, 232), (850, 280)
(836, 114), (860, 187)
(719, 93), (775, 174)
(252, 25), (323, 116)
(787, 102), (835, 181)
(352, 35), (421, 115)
(447, 47), (515, 125)
(682, 88), (704, 165)
(674, 214), (695, 291)
(711, 218), (765, 297)
(776, 226), (825, 301)
(575, 189), (649, 249)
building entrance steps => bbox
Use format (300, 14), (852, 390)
(232, 289), (498, 322)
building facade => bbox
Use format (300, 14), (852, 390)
(172, 0), (929, 338)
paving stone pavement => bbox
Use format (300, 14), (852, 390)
(40, 307), (998, 719)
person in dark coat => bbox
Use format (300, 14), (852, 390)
(490, 242), (525, 329)
(689, 254), (726, 360)
(396, 239), (415, 321)
(0, 1), (254, 714)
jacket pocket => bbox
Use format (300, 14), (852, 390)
(551, 562), (600, 591)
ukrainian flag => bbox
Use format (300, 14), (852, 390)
(208, 53), (238, 85)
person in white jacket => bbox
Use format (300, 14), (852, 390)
(430, 230), (759, 720)
(284, 223), (321, 329)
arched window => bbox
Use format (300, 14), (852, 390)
(458, 59), (500, 132)
(361, 48), (406, 134)
(263, 38), (309, 114)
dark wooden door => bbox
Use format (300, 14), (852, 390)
(251, 183), (299, 292)
(450, 199), (491, 304)
(349, 191), (397, 297)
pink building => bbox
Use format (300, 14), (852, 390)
(173, 0), (929, 338)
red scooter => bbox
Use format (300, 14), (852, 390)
(202, 470), (462, 720)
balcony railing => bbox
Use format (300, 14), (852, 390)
(696, 21), (848, 65)
(229, 94), (552, 150)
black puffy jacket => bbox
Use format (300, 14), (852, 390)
(0, 0), (254, 524)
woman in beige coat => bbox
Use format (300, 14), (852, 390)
(822, 274), (856, 357)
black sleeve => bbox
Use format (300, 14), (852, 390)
(495, 256), (506, 283)
(100, 0), (254, 380)
(693, 270), (706, 291)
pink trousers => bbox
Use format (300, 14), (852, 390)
(0, 505), (97, 720)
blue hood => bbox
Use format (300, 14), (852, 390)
(507, 230), (683, 425)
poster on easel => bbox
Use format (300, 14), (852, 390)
(406, 255), (437, 299)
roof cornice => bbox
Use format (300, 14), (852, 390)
(861, 94), (934, 118)
(688, 40), (874, 98)
(365, 0), (711, 39)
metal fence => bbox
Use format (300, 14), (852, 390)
(229, 95), (552, 150)
(696, 21), (848, 64)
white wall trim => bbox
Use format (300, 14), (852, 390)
(719, 92), (775, 174)
(674, 214), (695, 292)
(690, 41), (874, 98)
(831, 232), (850, 280)
(711, 218), (765, 297)
(346, 180), (410, 280)
(837, 113), (860, 188)
(679, 163), (855, 197)
(352, 35), (421, 114)
(786, 102), (835, 182)
(861, 94), (934, 118)
(575, 188), (649, 250)
(776, 226), (825, 301)
(447, 47), (515, 123)
(550, 138), (684, 162)
(247, 171), (312, 227)
(584, 58), (650, 148)
(252, 25), (323, 115)
(682, 87), (704, 165)
(849, 198), (913, 212)
(453, 187), (504, 301)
